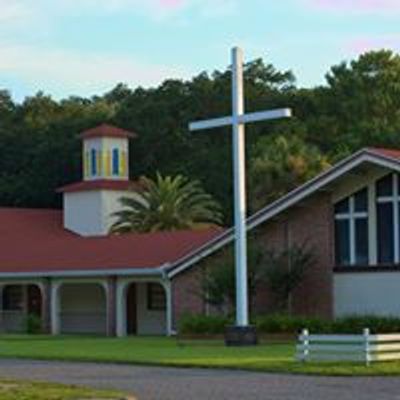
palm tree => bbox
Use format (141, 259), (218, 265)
(110, 173), (223, 234)
(249, 135), (331, 212)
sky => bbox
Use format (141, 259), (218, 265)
(1, 0), (399, 102)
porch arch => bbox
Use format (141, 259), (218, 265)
(117, 279), (171, 337)
(58, 282), (107, 335)
(1, 283), (43, 333)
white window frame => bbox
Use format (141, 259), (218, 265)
(376, 173), (400, 264)
(335, 192), (368, 265)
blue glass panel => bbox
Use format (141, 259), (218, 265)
(377, 174), (393, 197)
(91, 149), (97, 176)
(354, 188), (368, 212)
(377, 202), (394, 263)
(355, 218), (369, 265)
(112, 149), (119, 175)
(335, 198), (349, 214)
(335, 219), (350, 265)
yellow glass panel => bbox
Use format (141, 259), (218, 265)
(84, 151), (90, 178)
(97, 150), (102, 176)
(105, 150), (111, 177)
(103, 151), (109, 177)
(121, 151), (127, 176)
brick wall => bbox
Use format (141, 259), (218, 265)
(255, 192), (334, 318)
(171, 191), (335, 327)
(171, 266), (206, 330)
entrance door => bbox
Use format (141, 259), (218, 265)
(126, 284), (137, 335)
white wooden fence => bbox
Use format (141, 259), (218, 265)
(297, 329), (400, 365)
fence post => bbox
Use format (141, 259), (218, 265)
(363, 328), (370, 367)
(302, 328), (309, 362)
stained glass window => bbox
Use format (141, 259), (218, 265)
(334, 188), (369, 266)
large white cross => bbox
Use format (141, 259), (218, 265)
(189, 47), (292, 327)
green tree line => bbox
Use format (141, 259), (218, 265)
(1, 49), (400, 223)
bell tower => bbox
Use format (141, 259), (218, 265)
(57, 124), (139, 237)
(81, 124), (135, 181)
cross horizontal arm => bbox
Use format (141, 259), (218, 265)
(189, 116), (234, 131)
(240, 108), (292, 124)
(189, 108), (292, 132)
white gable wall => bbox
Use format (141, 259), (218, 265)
(334, 272), (400, 317)
(64, 191), (104, 236)
(332, 166), (400, 318)
(64, 189), (137, 236)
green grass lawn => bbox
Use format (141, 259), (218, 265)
(1, 335), (400, 376)
(0, 378), (126, 400)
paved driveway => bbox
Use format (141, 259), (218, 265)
(0, 359), (400, 399)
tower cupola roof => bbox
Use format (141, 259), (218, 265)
(79, 123), (137, 140)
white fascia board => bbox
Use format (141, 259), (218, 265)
(167, 150), (400, 279)
(0, 265), (169, 281)
(247, 151), (400, 229)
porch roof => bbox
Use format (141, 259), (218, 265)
(0, 208), (222, 276)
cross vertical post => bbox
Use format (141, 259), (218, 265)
(189, 46), (292, 345)
(232, 47), (248, 327)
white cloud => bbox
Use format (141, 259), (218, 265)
(193, 0), (237, 18)
(0, 0), (234, 28)
(0, 45), (193, 97)
(303, 0), (400, 14)
(0, 0), (236, 99)
(54, 0), (237, 19)
(347, 34), (400, 54)
(0, 0), (35, 24)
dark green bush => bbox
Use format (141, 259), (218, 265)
(332, 315), (400, 334)
(255, 314), (331, 334)
(179, 313), (400, 335)
(24, 313), (43, 334)
(179, 314), (232, 334)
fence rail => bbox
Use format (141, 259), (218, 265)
(296, 328), (400, 365)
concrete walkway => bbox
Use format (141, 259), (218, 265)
(0, 359), (400, 399)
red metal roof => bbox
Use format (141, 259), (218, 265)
(57, 179), (142, 193)
(368, 147), (400, 160)
(79, 124), (137, 140)
(0, 208), (223, 275)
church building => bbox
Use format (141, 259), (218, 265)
(1, 123), (400, 336)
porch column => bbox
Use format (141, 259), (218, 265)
(22, 285), (28, 314)
(41, 279), (52, 334)
(106, 276), (117, 337)
(50, 282), (61, 335)
(162, 280), (173, 336)
(116, 280), (127, 337)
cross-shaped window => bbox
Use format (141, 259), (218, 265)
(335, 188), (369, 266)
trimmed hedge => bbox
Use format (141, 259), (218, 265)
(179, 314), (233, 334)
(179, 314), (400, 335)
(256, 314), (330, 334)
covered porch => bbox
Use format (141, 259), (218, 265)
(0, 276), (173, 337)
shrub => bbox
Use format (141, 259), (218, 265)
(179, 313), (400, 335)
(24, 313), (43, 334)
(256, 314), (331, 334)
(179, 314), (232, 335)
(256, 314), (400, 334)
(263, 244), (316, 313)
(332, 315), (400, 334)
